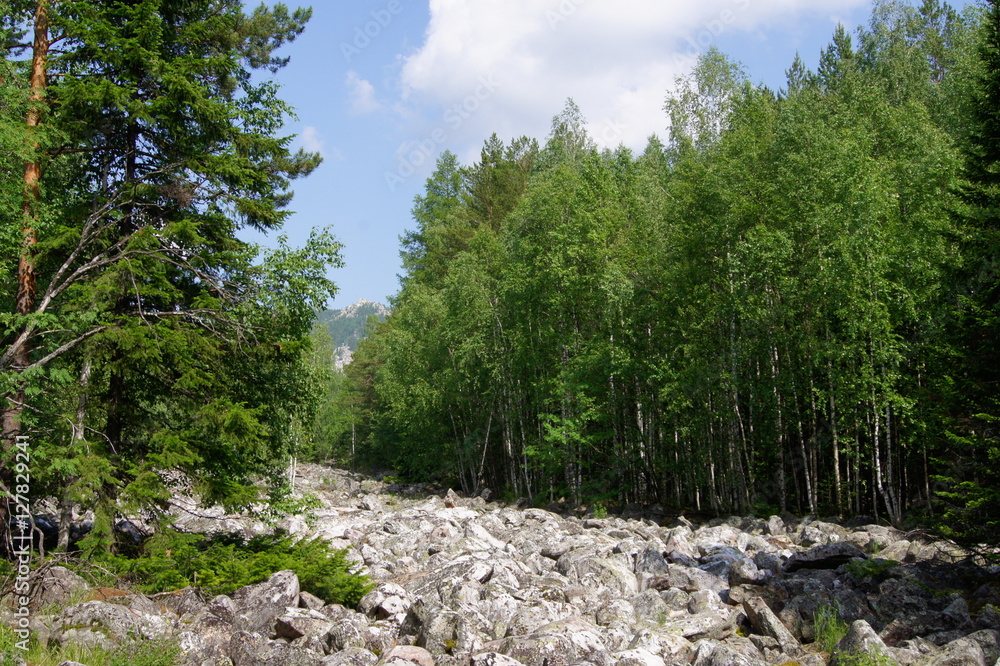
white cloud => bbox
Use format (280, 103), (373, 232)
(398, 0), (869, 152)
(300, 126), (345, 162)
(347, 71), (383, 116)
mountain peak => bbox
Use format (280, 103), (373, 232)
(316, 299), (389, 369)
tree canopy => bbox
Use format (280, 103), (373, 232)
(335, 0), (999, 550)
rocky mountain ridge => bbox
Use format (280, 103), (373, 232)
(315, 299), (389, 370)
(7, 463), (1000, 666)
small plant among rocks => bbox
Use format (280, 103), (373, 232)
(814, 602), (848, 653)
(1, 623), (179, 666)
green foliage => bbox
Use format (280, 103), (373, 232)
(1, 0), (342, 551)
(845, 558), (897, 579)
(326, 0), (998, 540)
(0, 622), (180, 666)
(109, 528), (372, 606)
(814, 603), (848, 653)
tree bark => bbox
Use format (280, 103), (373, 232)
(3, 0), (49, 451)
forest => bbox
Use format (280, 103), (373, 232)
(0, 0), (342, 555)
(0, 0), (997, 568)
(326, 0), (1000, 547)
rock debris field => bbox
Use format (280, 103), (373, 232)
(8, 463), (1000, 666)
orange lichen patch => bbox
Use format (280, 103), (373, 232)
(85, 587), (131, 601)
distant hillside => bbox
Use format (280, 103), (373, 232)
(315, 298), (389, 369)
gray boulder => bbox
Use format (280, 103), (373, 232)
(34, 566), (90, 611)
(231, 569), (300, 636)
(321, 647), (379, 666)
(830, 620), (894, 666)
(50, 599), (174, 650)
(784, 542), (866, 572)
(729, 558), (768, 587)
(228, 630), (323, 665)
(742, 597), (800, 654)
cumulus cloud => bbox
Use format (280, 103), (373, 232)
(347, 71), (382, 115)
(398, 0), (868, 151)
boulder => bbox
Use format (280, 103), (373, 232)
(742, 597), (800, 653)
(228, 630), (323, 665)
(830, 620), (894, 666)
(321, 647), (379, 666)
(612, 648), (666, 666)
(729, 558), (768, 587)
(359, 582), (412, 622)
(33, 566), (90, 611)
(379, 645), (436, 666)
(275, 607), (336, 640)
(914, 635), (986, 666)
(50, 599), (175, 650)
(784, 542), (866, 572)
(691, 640), (767, 666)
(231, 569), (300, 636)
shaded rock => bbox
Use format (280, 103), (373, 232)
(321, 647), (379, 666)
(275, 607), (336, 640)
(976, 606), (1000, 632)
(34, 566), (90, 611)
(967, 630), (1000, 663)
(359, 582), (411, 622)
(692, 640), (766, 666)
(915, 635), (986, 666)
(752, 552), (783, 575)
(784, 542), (866, 572)
(742, 597), (800, 654)
(231, 569), (299, 636)
(228, 630), (322, 665)
(635, 547), (670, 576)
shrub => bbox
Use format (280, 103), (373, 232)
(845, 558), (896, 580)
(110, 528), (372, 606)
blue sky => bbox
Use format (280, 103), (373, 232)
(251, 0), (968, 309)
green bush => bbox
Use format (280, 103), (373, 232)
(110, 528), (373, 606)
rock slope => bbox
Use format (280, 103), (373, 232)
(10, 463), (1000, 666)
